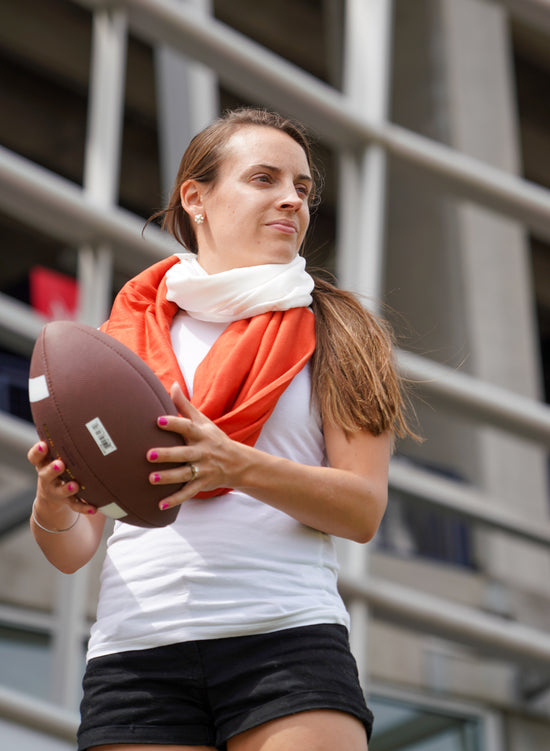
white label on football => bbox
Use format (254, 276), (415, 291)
(99, 502), (128, 519)
(28, 375), (50, 403)
(86, 417), (117, 456)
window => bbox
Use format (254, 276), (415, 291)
(369, 693), (490, 751)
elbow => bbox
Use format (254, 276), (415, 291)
(350, 492), (387, 544)
(349, 525), (378, 545)
(58, 562), (83, 575)
(57, 553), (93, 574)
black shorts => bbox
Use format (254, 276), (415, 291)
(77, 623), (374, 750)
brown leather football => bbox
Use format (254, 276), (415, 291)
(29, 321), (183, 527)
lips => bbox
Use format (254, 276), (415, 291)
(267, 220), (298, 234)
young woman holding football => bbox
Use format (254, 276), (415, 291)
(28, 108), (416, 751)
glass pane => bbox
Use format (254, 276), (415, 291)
(369, 696), (481, 751)
(0, 718), (74, 751)
(0, 626), (52, 699)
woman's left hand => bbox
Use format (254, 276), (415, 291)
(148, 382), (244, 509)
(150, 383), (390, 543)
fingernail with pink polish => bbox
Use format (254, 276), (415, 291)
(152, 473), (161, 483)
(160, 502), (170, 510)
(37, 443), (44, 453)
(53, 463), (61, 472)
(87, 507), (97, 515)
(149, 451), (158, 461)
(67, 482), (76, 493)
(158, 417), (168, 426)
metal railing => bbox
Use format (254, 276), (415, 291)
(3, 146), (550, 447)
(72, 0), (550, 242)
(0, 687), (78, 744)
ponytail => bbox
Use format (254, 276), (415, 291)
(310, 276), (420, 445)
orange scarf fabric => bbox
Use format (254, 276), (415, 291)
(101, 256), (316, 449)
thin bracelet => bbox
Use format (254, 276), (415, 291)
(31, 499), (80, 534)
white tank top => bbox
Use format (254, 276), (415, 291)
(86, 312), (349, 660)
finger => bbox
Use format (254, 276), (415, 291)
(64, 480), (80, 498)
(156, 414), (202, 445)
(55, 477), (96, 514)
(149, 462), (199, 487)
(67, 496), (98, 515)
(27, 441), (49, 467)
(158, 480), (203, 510)
(45, 458), (66, 482)
(169, 381), (205, 422)
(147, 446), (199, 464)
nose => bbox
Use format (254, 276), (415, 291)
(278, 182), (305, 211)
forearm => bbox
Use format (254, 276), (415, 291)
(30, 497), (106, 574)
(150, 385), (390, 541)
(233, 444), (387, 542)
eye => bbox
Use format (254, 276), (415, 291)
(252, 173), (272, 185)
(296, 184), (310, 197)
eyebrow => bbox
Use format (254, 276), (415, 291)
(252, 164), (313, 183)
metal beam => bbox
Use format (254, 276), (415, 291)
(77, 6), (128, 327)
(74, 0), (550, 243)
(0, 486), (34, 540)
(155, 0), (218, 199)
(340, 575), (550, 669)
(337, 0), (395, 683)
(389, 459), (550, 549)
(0, 686), (78, 743)
(397, 349), (550, 448)
(0, 146), (177, 275)
(484, 0), (550, 35)
(0, 412), (37, 455)
(0, 293), (46, 357)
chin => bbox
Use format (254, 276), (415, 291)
(265, 246), (300, 265)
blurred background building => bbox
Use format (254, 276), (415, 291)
(1, 0), (550, 749)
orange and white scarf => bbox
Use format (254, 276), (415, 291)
(101, 255), (316, 449)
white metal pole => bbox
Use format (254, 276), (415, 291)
(155, 0), (218, 200)
(78, 7), (128, 327)
(50, 7), (128, 710)
(337, 0), (394, 683)
(337, 0), (393, 303)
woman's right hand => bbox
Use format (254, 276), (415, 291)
(27, 441), (97, 519)
(27, 441), (105, 574)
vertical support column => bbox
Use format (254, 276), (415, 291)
(78, 8), (127, 328)
(51, 7), (128, 709)
(336, 0), (393, 306)
(155, 0), (218, 200)
(336, 0), (394, 683)
(440, 0), (550, 596)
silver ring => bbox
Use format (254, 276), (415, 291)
(189, 463), (199, 481)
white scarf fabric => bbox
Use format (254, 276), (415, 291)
(165, 252), (314, 322)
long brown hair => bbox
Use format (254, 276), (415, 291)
(148, 107), (418, 443)
(311, 276), (418, 442)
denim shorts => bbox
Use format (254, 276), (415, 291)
(77, 623), (374, 750)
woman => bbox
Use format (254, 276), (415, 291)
(28, 108), (415, 751)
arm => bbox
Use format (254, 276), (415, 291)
(27, 442), (106, 574)
(149, 383), (390, 543)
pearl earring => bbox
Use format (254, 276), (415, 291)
(194, 213), (205, 225)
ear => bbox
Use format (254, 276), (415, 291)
(179, 179), (204, 214)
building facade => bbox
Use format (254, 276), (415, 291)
(0, 1), (550, 749)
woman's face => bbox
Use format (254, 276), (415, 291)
(182, 126), (313, 274)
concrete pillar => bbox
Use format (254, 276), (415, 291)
(387, 0), (549, 594)
(441, 0), (549, 594)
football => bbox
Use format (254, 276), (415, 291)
(28, 321), (184, 527)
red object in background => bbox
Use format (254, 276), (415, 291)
(29, 266), (79, 320)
